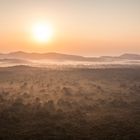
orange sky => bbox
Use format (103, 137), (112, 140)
(0, 0), (140, 56)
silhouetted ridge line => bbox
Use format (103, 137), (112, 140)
(0, 51), (139, 61)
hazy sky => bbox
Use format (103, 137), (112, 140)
(0, 0), (140, 56)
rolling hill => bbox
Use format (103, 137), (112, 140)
(0, 51), (139, 62)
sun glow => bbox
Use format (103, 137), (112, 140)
(32, 22), (53, 43)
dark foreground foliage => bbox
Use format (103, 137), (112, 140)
(0, 66), (140, 140)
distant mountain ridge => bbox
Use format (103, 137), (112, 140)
(119, 53), (140, 60)
(0, 51), (140, 62)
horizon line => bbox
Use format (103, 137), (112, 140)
(0, 50), (140, 58)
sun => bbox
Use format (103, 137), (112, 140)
(32, 22), (53, 43)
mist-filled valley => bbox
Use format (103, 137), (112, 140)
(0, 52), (140, 68)
(1, 0), (140, 139)
(0, 66), (140, 140)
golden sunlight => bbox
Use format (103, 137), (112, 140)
(32, 22), (53, 43)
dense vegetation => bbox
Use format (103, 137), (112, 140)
(0, 66), (140, 140)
